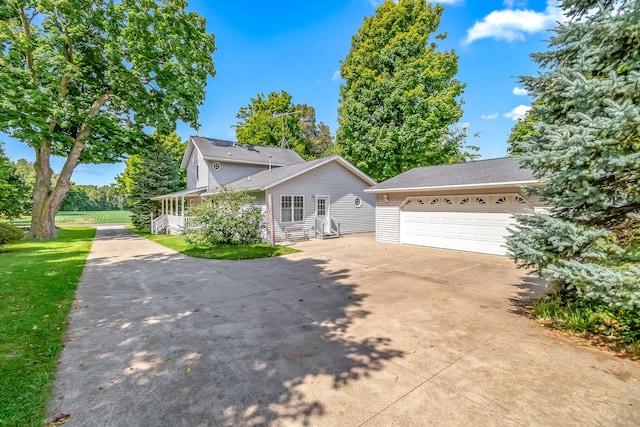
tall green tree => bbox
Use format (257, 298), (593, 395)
(122, 133), (184, 229)
(0, 143), (30, 219)
(0, 0), (215, 238)
(508, 0), (640, 309)
(337, 0), (466, 182)
(235, 91), (334, 159)
(117, 132), (186, 204)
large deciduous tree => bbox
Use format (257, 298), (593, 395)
(235, 91), (334, 159)
(508, 0), (640, 309)
(0, 0), (215, 238)
(337, 0), (466, 182)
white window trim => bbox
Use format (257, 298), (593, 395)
(281, 194), (305, 223)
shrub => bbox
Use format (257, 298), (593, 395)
(0, 223), (24, 246)
(184, 186), (264, 246)
(533, 296), (640, 345)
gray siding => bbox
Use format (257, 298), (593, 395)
(208, 161), (270, 189)
(185, 150), (207, 189)
(266, 162), (375, 241)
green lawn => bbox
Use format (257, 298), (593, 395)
(0, 227), (96, 427)
(4, 210), (132, 227)
(129, 227), (300, 260)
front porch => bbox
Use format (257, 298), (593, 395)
(150, 187), (206, 234)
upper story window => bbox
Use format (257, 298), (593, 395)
(212, 162), (221, 170)
(196, 165), (199, 181)
(281, 195), (304, 222)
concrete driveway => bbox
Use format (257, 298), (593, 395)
(48, 225), (639, 426)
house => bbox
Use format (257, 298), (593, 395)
(150, 136), (377, 241)
(365, 157), (546, 256)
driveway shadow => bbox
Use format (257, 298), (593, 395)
(48, 247), (409, 426)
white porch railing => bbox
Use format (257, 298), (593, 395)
(151, 214), (197, 235)
(314, 216), (341, 239)
(151, 215), (168, 235)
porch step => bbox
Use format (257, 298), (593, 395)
(322, 233), (340, 239)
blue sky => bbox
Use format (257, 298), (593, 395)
(2, 0), (560, 186)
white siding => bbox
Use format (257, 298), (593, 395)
(376, 205), (400, 243)
(266, 162), (375, 241)
(374, 193), (405, 243)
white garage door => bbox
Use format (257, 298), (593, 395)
(399, 194), (530, 256)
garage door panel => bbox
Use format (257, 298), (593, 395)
(400, 209), (515, 256)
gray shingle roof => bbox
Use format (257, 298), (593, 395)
(367, 157), (538, 192)
(191, 136), (304, 166)
(224, 155), (376, 192)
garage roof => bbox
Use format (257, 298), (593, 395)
(366, 157), (539, 193)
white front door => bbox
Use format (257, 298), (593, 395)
(316, 196), (330, 230)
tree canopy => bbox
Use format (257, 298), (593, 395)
(336, 0), (467, 182)
(235, 91), (334, 159)
(0, 0), (215, 238)
(508, 0), (640, 310)
(0, 143), (30, 219)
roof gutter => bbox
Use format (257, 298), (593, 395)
(364, 180), (543, 193)
(202, 156), (290, 167)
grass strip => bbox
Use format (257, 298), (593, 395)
(128, 227), (299, 260)
(0, 227), (96, 427)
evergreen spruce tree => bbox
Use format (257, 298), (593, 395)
(508, 0), (640, 310)
(127, 135), (184, 229)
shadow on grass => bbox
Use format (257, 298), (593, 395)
(47, 227), (406, 426)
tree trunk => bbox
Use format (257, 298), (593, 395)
(27, 93), (111, 239)
(28, 143), (56, 238)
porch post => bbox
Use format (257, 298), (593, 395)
(181, 196), (185, 218)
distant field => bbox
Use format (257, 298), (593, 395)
(4, 211), (132, 226)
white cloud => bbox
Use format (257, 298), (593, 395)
(504, 104), (531, 120)
(481, 113), (499, 120)
(332, 70), (341, 81)
(512, 87), (529, 96)
(464, 0), (562, 44)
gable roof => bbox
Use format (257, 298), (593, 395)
(222, 155), (376, 192)
(366, 157), (539, 193)
(180, 136), (304, 169)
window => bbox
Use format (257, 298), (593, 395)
(196, 165), (199, 181)
(281, 195), (304, 222)
(212, 162), (221, 170)
(354, 197), (362, 208)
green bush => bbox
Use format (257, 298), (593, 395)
(184, 186), (264, 246)
(533, 297), (640, 344)
(0, 223), (24, 246)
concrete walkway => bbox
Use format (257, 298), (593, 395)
(48, 225), (639, 426)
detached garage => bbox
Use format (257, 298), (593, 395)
(366, 157), (545, 256)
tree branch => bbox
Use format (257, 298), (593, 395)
(18, 7), (37, 83)
(50, 92), (114, 213)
